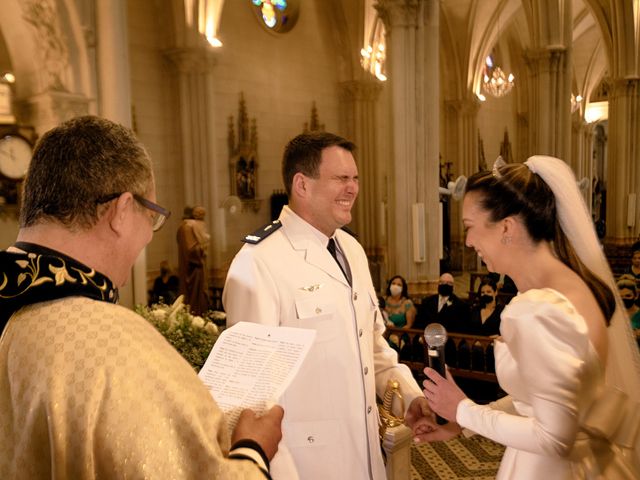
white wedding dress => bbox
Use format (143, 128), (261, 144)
(456, 288), (639, 479)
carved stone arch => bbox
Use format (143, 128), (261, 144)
(1, 0), (51, 98)
(578, 0), (614, 72)
(160, 0), (205, 49)
(439, 8), (465, 100)
(0, 0), (91, 133)
(58, 0), (92, 96)
(316, 0), (357, 82)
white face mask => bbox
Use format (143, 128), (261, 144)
(389, 284), (403, 297)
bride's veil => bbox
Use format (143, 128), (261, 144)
(525, 155), (640, 462)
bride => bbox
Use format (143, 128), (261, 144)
(418, 156), (640, 479)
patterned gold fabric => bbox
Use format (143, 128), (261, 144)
(0, 296), (265, 479)
(0, 243), (117, 333)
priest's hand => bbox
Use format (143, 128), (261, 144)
(232, 405), (284, 460)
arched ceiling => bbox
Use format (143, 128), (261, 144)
(439, 0), (613, 108)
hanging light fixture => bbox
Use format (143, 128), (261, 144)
(570, 93), (583, 113)
(360, 15), (387, 82)
(482, 54), (515, 98)
(481, 9), (515, 98)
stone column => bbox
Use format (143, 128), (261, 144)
(95, 0), (145, 308)
(523, 46), (572, 161)
(606, 78), (640, 241)
(443, 97), (480, 270)
(164, 48), (222, 273)
(571, 118), (594, 212)
(376, 0), (439, 294)
(340, 79), (384, 289)
(444, 98), (480, 176)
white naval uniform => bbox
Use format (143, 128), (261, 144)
(223, 206), (423, 480)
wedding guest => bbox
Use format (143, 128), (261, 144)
(413, 272), (469, 332)
(466, 276), (503, 336)
(627, 241), (640, 282)
(149, 260), (179, 305)
(383, 275), (417, 356)
(384, 275), (417, 329)
(617, 274), (640, 329)
(223, 131), (432, 479)
(0, 116), (283, 479)
(419, 156), (640, 478)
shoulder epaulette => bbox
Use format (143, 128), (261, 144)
(340, 226), (358, 238)
(242, 220), (283, 244)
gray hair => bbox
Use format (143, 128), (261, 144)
(20, 116), (153, 229)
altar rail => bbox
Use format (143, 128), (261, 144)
(383, 326), (498, 383)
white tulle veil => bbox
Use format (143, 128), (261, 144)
(524, 155), (640, 461)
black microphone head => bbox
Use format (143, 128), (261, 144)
(424, 323), (447, 347)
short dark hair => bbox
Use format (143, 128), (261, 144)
(281, 132), (355, 196)
(465, 163), (616, 325)
(632, 241), (640, 255)
(20, 116), (153, 229)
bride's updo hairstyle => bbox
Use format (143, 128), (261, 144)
(465, 163), (616, 325)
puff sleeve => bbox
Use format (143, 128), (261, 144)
(456, 289), (592, 457)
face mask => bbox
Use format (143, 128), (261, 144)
(389, 285), (403, 297)
(623, 298), (636, 309)
(480, 294), (494, 305)
(438, 284), (453, 297)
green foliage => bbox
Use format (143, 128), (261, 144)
(135, 295), (222, 371)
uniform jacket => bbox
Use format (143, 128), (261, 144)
(223, 206), (422, 480)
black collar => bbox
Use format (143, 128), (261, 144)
(0, 242), (118, 334)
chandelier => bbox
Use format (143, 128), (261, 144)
(570, 93), (583, 113)
(360, 14), (387, 82)
(482, 65), (515, 98)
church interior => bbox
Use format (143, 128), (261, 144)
(1, 1), (639, 478)
(0, 0), (638, 306)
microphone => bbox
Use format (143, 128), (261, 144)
(424, 323), (448, 424)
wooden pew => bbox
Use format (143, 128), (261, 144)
(383, 326), (498, 383)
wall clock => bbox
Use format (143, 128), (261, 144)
(0, 134), (32, 180)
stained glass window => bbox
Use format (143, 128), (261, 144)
(250, 0), (298, 33)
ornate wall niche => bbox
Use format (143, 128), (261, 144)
(499, 128), (512, 163)
(302, 101), (324, 133)
(21, 0), (71, 93)
(228, 92), (260, 213)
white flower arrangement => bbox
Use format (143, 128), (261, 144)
(136, 295), (221, 371)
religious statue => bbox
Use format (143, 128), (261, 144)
(176, 205), (210, 315)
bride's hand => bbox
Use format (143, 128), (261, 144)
(422, 367), (467, 422)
